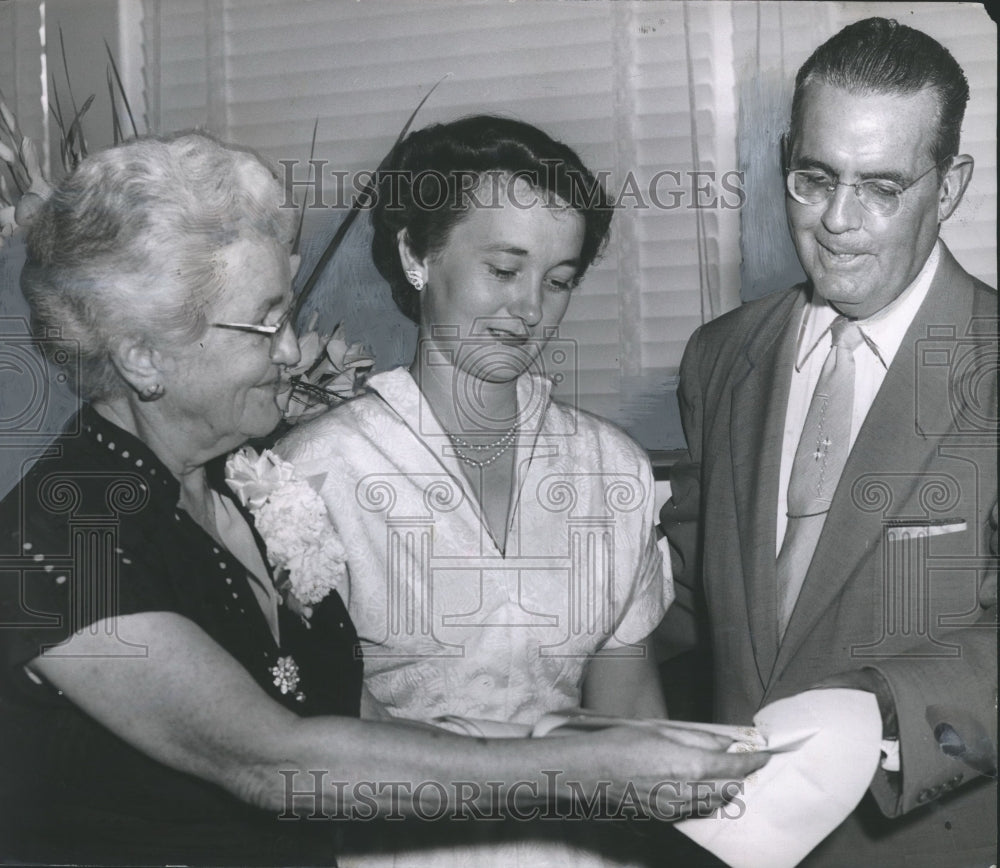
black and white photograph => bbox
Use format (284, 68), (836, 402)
(1, 2), (996, 866)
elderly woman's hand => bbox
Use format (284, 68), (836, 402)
(590, 724), (767, 821)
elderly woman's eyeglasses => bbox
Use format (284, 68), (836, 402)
(784, 159), (949, 217)
(210, 306), (294, 354)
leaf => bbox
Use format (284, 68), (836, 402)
(0, 140), (26, 195)
(58, 138), (71, 175)
(0, 92), (18, 136)
(107, 69), (123, 145)
(66, 93), (96, 170)
(58, 27), (91, 162)
(342, 341), (376, 370)
(289, 74), (450, 325)
(105, 39), (138, 139)
(48, 79), (73, 174)
(48, 77), (65, 133)
(19, 136), (50, 196)
(292, 118), (318, 257)
(0, 95), (25, 190)
(59, 26), (79, 122)
(322, 370), (362, 397)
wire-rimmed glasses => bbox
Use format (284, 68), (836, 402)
(785, 158), (950, 217)
(210, 305), (294, 355)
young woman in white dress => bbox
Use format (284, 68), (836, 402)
(280, 116), (704, 866)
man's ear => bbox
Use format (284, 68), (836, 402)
(938, 154), (974, 223)
(110, 338), (168, 399)
(780, 132), (792, 171)
(396, 228), (427, 283)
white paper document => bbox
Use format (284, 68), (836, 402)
(433, 688), (883, 867)
(675, 688), (883, 868)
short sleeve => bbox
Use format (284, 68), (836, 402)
(600, 458), (674, 650)
(0, 468), (178, 682)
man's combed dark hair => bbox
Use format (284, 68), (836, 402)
(789, 17), (969, 172)
(371, 114), (613, 323)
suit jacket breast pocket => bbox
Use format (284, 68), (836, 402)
(885, 519), (968, 544)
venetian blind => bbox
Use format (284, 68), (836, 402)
(138, 0), (734, 449)
(0, 0), (45, 166)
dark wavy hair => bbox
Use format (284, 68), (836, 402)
(788, 17), (969, 176)
(371, 114), (613, 323)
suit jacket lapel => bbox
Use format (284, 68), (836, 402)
(773, 247), (975, 675)
(730, 289), (804, 685)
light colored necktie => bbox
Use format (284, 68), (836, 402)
(777, 316), (864, 638)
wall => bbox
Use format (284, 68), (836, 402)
(45, 0), (121, 174)
(2, 1), (997, 495)
(2, 0), (120, 497)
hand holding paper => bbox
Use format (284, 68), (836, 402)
(430, 688), (880, 860)
(431, 709), (769, 819)
(676, 688), (883, 868)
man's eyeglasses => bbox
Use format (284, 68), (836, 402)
(785, 158), (950, 217)
(210, 306), (294, 354)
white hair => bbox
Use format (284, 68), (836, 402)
(21, 131), (296, 400)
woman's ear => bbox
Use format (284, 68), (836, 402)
(289, 253), (302, 279)
(396, 228), (427, 280)
(110, 338), (169, 401)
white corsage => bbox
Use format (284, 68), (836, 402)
(225, 447), (346, 621)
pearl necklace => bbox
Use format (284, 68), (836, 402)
(446, 423), (518, 468)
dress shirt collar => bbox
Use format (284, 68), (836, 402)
(795, 241), (941, 372)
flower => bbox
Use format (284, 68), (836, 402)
(280, 316), (375, 424)
(2, 38), (133, 249)
(1, 99), (53, 247)
(225, 447), (296, 510)
(225, 446), (347, 618)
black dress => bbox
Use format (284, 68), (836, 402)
(0, 406), (363, 866)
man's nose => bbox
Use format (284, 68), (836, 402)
(820, 183), (865, 234)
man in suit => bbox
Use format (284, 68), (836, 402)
(661, 18), (997, 867)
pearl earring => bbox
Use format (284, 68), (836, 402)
(404, 269), (425, 291)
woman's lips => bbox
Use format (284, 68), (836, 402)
(484, 326), (529, 344)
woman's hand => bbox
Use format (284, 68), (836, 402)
(28, 610), (764, 822)
(578, 724), (768, 821)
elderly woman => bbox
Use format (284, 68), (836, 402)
(277, 116), (691, 866)
(0, 131), (762, 867)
